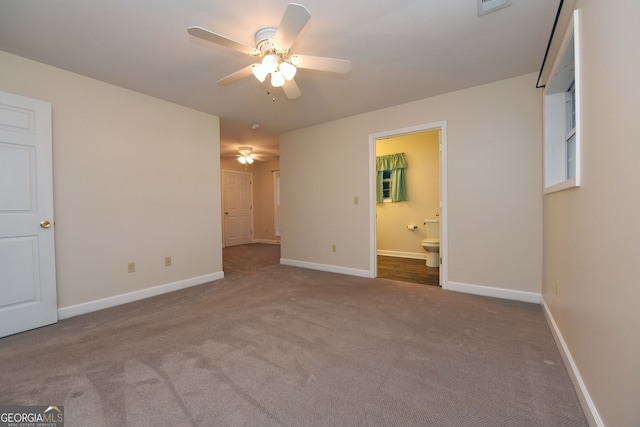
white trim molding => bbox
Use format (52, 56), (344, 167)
(280, 258), (370, 278)
(58, 272), (224, 319)
(253, 239), (281, 245)
(541, 297), (604, 427)
(377, 250), (426, 260)
(448, 281), (541, 304)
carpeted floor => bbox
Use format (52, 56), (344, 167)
(0, 244), (587, 426)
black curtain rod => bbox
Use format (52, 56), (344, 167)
(536, 0), (565, 89)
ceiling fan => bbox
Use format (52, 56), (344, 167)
(187, 3), (351, 100)
(236, 146), (256, 164)
(221, 146), (265, 164)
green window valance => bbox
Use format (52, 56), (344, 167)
(376, 153), (408, 203)
(376, 153), (408, 171)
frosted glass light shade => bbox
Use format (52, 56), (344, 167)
(262, 54), (279, 73)
(252, 64), (269, 83)
(280, 62), (297, 80)
(271, 70), (285, 87)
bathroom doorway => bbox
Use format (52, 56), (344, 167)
(369, 122), (448, 288)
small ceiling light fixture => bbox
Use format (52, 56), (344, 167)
(237, 146), (255, 165)
(250, 123), (260, 130)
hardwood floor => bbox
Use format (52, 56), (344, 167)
(377, 255), (440, 287)
(224, 245), (439, 287)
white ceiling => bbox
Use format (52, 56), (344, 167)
(0, 0), (559, 160)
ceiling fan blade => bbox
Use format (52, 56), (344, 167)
(290, 54), (352, 74)
(282, 78), (302, 99)
(273, 3), (311, 52)
(187, 26), (259, 56)
(216, 64), (258, 86)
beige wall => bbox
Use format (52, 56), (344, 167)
(281, 72), (543, 294)
(220, 157), (280, 243)
(543, 1), (640, 425)
(0, 51), (222, 310)
(376, 131), (440, 256)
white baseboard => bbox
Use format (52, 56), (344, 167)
(541, 297), (603, 427)
(447, 281), (541, 304)
(377, 250), (426, 260)
(58, 272), (224, 320)
(253, 239), (281, 245)
(280, 258), (370, 278)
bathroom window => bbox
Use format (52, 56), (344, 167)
(376, 153), (408, 203)
(543, 10), (580, 193)
(381, 170), (392, 202)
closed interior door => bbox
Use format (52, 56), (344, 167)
(0, 91), (57, 337)
(222, 170), (252, 247)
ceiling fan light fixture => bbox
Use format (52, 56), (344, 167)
(280, 61), (297, 81)
(270, 70), (285, 87)
(237, 146), (255, 165)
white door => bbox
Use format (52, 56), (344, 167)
(0, 91), (57, 337)
(222, 170), (252, 247)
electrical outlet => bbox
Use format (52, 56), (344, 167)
(128, 262), (135, 273)
(165, 256), (172, 267)
(332, 244), (337, 252)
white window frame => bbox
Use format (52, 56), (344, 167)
(543, 10), (581, 194)
(381, 170), (392, 202)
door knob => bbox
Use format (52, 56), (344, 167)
(40, 220), (51, 228)
(225, 212), (229, 216)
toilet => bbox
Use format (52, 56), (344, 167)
(421, 219), (440, 267)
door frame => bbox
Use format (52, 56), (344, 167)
(369, 121), (448, 289)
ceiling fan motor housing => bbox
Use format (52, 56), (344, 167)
(255, 27), (281, 55)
